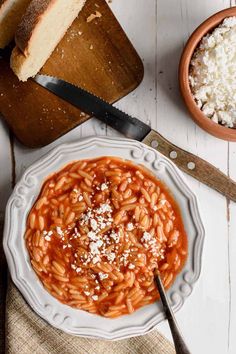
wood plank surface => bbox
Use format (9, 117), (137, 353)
(154, 1), (231, 353)
(0, 0), (143, 147)
(0, 119), (11, 353)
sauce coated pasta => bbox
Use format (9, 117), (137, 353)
(25, 157), (187, 318)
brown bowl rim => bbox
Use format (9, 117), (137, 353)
(179, 6), (236, 141)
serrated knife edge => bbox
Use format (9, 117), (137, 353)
(31, 74), (236, 203)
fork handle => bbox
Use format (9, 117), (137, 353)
(155, 275), (191, 354)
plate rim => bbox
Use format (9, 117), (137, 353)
(3, 136), (205, 340)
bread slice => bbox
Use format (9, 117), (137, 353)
(0, 0), (32, 48)
(10, 0), (86, 81)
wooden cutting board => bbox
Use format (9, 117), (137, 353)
(0, 0), (143, 148)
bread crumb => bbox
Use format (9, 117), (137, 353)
(87, 11), (102, 23)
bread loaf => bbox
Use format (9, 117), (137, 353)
(10, 0), (86, 81)
(0, 0), (32, 48)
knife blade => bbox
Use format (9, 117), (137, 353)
(34, 75), (151, 141)
(32, 74), (236, 203)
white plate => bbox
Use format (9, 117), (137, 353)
(3, 136), (204, 340)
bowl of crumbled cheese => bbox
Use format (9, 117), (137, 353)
(179, 7), (236, 141)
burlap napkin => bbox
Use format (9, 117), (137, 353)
(5, 282), (175, 354)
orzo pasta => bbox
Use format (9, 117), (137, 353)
(25, 157), (187, 318)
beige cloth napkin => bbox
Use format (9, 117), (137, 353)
(5, 281), (175, 354)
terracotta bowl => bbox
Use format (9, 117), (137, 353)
(179, 7), (236, 141)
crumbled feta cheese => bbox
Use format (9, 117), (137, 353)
(90, 219), (98, 231)
(189, 16), (236, 128)
(142, 232), (152, 242)
(96, 203), (112, 214)
(107, 252), (116, 262)
(89, 240), (103, 255)
(56, 226), (64, 236)
(92, 295), (98, 301)
(100, 183), (108, 191)
(87, 231), (97, 241)
(128, 263), (135, 269)
(110, 231), (120, 243)
(43, 230), (53, 241)
(92, 256), (101, 264)
(126, 223), (134, 231)
(99, 272), (108, 280)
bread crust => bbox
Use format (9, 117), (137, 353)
(15, 0), (56, 56)
(0, 0), (8, 9)
(10, 46), (26, 81)
(0, 0), (32, 48)
(11, 0), (87, 80)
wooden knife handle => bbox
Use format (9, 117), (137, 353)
(143, 130), (236, 202)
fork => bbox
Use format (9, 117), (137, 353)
(155, 273), (191, 354)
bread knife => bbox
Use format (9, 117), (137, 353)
(2, 47), (236, 201)
(32, 74), (236, 202)
(1, 46), (234, 204)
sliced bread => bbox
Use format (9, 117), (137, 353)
(0, 0), (32, 48)
(10, 0), (86, 81)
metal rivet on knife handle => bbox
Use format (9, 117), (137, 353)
(170, 151), (178, 159)
(151, 140), (159, 148)
(142, 129), (236, 202)
(187, 162), (196, 170)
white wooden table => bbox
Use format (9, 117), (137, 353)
(1, 1), (236, 353)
